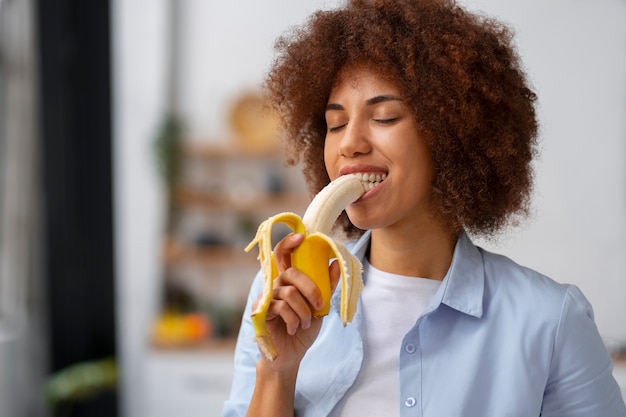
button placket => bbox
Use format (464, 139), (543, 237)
(400, 324), (422, 416)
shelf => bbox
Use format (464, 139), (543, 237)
(151, 337), (237, 354)
(159, 143), (306, 324)
(183, 143), (282, 160)
(175, 187), (309, 214)
(164, 241), (259, 267)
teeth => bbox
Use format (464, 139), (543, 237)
(356, 172), (386, 190)
(365, 182), (378, 191)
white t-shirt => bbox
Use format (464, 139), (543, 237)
(330, 260), (441, 417)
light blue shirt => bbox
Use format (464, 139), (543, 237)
(223, 231), (626, 416)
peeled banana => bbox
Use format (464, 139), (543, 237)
(245, 174), (367, 361)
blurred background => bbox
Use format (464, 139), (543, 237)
(0, 0), (625, 416)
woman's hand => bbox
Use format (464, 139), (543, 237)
(252, 233), (340, 371)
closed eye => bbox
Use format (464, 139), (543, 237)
(328, 124), (347, 133)
(374, 117), (399, 125)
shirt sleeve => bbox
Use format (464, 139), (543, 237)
(541, 285), (626, 416)
(221, 271), (263, 417)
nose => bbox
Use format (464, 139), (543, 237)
(337, 120), (371, 158)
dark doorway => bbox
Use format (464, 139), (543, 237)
(37, 1), (117, 415)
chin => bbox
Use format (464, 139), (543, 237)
(347, 217), (382, 232)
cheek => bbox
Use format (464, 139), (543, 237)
(323, 139), (337, 177)
(394, 140), (435, 188)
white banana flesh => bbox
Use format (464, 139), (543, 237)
(302, 174), (368, 235)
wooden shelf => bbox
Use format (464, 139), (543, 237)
(175, 187), (309, 214)
(150, 337), (237, 353)
(183, 143), (282, 160)
(164, 241), (259, 267)
(159, 144), (307, 315)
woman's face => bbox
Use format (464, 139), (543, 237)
(324, 65), (436, 233)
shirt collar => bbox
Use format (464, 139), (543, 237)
(344, 230), (485, 319)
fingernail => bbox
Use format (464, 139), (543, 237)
(302, 320), (311, 329)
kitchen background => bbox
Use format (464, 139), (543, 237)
(1, 0), (625, 416)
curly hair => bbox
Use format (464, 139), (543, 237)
(265, 0), (538, 239)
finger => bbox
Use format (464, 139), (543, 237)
(267, 299), (304, 335)
(273, 233), (305, 273)
(275, 267), (324, 313)
(271, 285), (314, 334)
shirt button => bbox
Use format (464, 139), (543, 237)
(405, 343), (416, 354)
(405, 397), (416, 408)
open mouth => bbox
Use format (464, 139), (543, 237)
(355, 172), (387, 191)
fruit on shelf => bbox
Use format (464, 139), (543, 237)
(151, 312), (211, 347)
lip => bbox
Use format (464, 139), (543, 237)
(339, 164), (388, 177)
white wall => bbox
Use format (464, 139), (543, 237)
(112, 1), (626, 415)
(459, 0), (626, 347)
(112, 1), (168, 416)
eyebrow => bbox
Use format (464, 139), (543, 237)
(325, 94), (404, 112)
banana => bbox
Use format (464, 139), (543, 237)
(244, 174), (366, 361)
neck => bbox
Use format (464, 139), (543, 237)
(368, 223), (456, 281)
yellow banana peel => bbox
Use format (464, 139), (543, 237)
(245, 174), (367, 361)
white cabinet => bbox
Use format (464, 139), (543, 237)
(145, 348), (235, 417)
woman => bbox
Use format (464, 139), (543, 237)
(222, 0), (626, 416)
